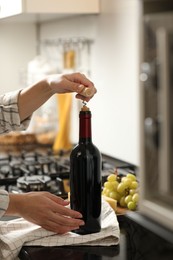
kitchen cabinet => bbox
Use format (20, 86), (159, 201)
(0, 0), (100, 22)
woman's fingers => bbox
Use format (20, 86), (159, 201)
(43, 209), (84, 229)
(48, 73), (97, 101)
(43, 192), (83, 219)
(65, 72), (94, 87)
(41, 219), (80, 234)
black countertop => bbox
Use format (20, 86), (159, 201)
(18, 213), (173, 260)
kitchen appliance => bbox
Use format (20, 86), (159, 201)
(0, 149), (70, 197)
(0, 145), (136, 200)
(139, 0), (173, 232)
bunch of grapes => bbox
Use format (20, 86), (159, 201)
(102, 173), (139, 210)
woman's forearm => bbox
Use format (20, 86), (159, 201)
(18, 73), (96, 122)
(18, 79), (53, 122)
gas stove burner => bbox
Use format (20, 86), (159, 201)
(17, 175), (51, 192)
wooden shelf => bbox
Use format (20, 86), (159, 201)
(0, 0), (100, 23)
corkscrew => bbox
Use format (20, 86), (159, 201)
(81, 100), (90, 111)
(82, 100), (87, 106)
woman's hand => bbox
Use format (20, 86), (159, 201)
(47, 72), (97, 102)
(19, 72), (96, 121)
(6, 192), (84, 234)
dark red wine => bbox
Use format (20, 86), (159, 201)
(70, 107), (102, 234)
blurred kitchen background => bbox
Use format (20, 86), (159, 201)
(0, 0), (140, 166)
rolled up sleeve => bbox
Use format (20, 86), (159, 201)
(0, 190), (9, 218)
(0, 90), (31, 134)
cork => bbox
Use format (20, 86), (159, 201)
(80, 87), (95, 98)
(81, 105), (90, 111)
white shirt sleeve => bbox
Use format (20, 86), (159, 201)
(0, 190), (9, 218)
(0, 89), (31, 134)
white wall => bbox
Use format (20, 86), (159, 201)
(0, 23), (37, 95)
(40, 0), (140, 165)
(92, 0), (140, 165)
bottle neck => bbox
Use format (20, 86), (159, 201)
(79, 110), (92, 143)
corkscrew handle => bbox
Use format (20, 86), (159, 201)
(80, 86), (95, 97)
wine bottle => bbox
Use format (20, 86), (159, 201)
(70, 105), (102, 235)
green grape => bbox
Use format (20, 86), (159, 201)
(104, 181), (114, 191)
(129, 189), (136, 196)
(102, 187), (107, 195)
(121, 177), (132, 188)
(104, 188), (111, 197)
(117, 183), (126, 194)
(127, 201), (137, 210)
(107, 174), (117, 182)
(111, 180), (119, 191)
(115, 192), (121, 202)
(132, 193), (139, 203)
(130, 181), (138, 189)
(109, 191), (117, 200)
(125, 195), (132, 204)
(121, 177), (126, 182)
(126, 173), (136, 181)
(111, 191), (121, 201)
(104, 181), (109, 188)
(119, 196), (126, 207)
